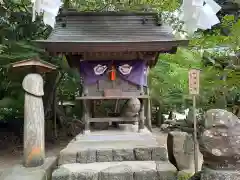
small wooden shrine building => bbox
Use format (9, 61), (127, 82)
(35, 10), (188, 132)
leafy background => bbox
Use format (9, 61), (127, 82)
(0, 0), (239, 124)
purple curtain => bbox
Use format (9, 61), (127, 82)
(79, 60), (148, 87)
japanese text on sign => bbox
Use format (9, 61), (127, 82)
(189, 69), (200, 95)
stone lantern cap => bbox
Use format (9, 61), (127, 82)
(10, 57), (58, 73)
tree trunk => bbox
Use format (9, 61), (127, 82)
(43, 71), (59, 118)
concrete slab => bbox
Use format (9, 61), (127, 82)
(52, 161), (177, 180)
(0, 156), (57, 180)
(68, 131), (159, 149)
(74, 130), (156, 142)
(67, 140), (159, 149)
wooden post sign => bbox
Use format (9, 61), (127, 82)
(188, 69), (200, 95)
(188, 68), (200, 173)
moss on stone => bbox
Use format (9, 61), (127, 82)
(177, 171), (193, 180)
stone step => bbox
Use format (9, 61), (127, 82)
(59, 131), (168, 165)
(74, 130), (153, 142)
(59, 143), (168, 165)
(52, 161), (177, 180)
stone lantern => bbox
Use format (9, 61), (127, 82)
(10, 58), (57, 167)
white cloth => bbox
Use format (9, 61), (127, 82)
(31, 0), (62, 28)
(180, 0), (221, 34)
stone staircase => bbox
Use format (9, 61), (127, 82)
(52, 130), (178, 180)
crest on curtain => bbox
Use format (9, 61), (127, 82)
(118, 64), (133, 75)
(94, 64), (108, 75)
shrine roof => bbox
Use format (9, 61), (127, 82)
(35, 11), (188, 53)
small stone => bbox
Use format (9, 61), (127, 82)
(112, 148), (135, 161)
(77, 149), (96, 163)
(96, 149), (113, 162)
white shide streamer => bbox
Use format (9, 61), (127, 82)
(180, 0), (222, 34)
(31, 0), (62, 28)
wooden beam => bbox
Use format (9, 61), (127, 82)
(89, 117), (136, 122)
(76, 95), (149, 100)
(35, 41), (188, 53)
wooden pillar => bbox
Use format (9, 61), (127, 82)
(138, 99), (145, 131)
(139, 79), (145, 131)
(22, 73), (45, 167)
(83, 86), (90, 133)
(146, 88), (152, 132)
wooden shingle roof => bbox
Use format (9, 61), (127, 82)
(35, 11), (188, 53)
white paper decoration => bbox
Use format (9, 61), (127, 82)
(180, 0), (222, 34)
(31, 0), (62, 28)
(94, 64), (108, 75)
(118, 64), (133, 75)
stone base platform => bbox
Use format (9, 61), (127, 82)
(52, 161), (177, 180)
(0, 157), (57, 180)
(201, 168), (240, 180)
(59, 130), (168, 165)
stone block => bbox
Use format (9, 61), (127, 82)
(201, 168), (240, 180)
(134, 147), (152, 161)
(77, 149), (96, 163)
(112, 148), (135, 161)
(52, 166), (99, 180)
(58, 148), (77, 165)
(133, 161), (158, 180)
(167, 131), (203, 173)
(41, 156), (57, 180)
(100, 164), (134, 180)
(96, 149), (113, 162)
(156, 161), (177, 180)
(0, 157), (57, 180)
(151, 146), (168, 161)
(134, 169), (158, 180)
(52, 161), (178, 180)
(52, 167), (71, 180)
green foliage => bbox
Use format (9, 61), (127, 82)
(0, 0), (239, 121)
(150, 14), (240, 111)
(149, 47), (202, 110)
(69, 0), (180, 12)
